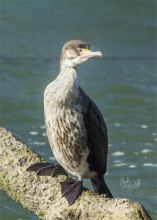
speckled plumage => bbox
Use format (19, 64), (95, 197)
(27, 40), (113, 205)
(44, 66), (92, 180)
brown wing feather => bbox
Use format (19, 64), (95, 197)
(79, 87), (108, 176)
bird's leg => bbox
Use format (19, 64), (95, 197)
(60, 178), (83, 205)
(27, 162), (68, 177)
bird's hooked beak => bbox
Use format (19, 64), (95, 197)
(80, 48), (102, 61)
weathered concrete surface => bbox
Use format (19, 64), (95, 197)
(0, 127), (152, 220)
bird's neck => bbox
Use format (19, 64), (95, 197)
(60, 62), (76, 72)
(52, 65), (80, 103)
(58, 65), (79, 88)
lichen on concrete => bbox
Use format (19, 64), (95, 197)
(0, 127), (152, 220)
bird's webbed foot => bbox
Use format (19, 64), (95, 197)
(60, 178), (83, 205)
(26, 162), (68, 177)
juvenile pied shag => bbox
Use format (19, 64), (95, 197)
(27, 40), (113, 205)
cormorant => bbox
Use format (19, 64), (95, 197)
(27, 40), (113, 205)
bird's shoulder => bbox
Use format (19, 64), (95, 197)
(78, 87), (107, 133)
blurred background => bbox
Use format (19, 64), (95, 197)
(0, 0), (156, 219)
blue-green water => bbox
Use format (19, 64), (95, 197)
(0, 0), (157, 219)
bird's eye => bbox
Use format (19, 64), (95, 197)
(79, 48), (82, 53)
(78, 48), (88, 53)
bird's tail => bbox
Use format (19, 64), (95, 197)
(91, 176), (113, 198)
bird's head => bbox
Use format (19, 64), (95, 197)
(60, 40), (102, 69)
